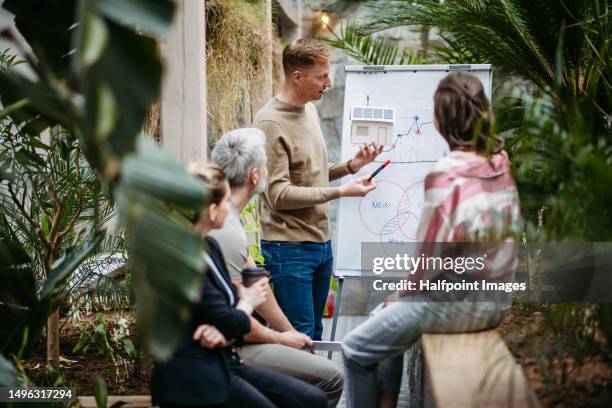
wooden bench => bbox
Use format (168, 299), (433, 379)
(78, 395), (152, 407)
(407, 330), (540, 408)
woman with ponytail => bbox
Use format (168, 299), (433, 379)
(341, 72), (522, 408)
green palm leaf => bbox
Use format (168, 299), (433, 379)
(322, 20), (422, 65)
(357, 0), (609, 101)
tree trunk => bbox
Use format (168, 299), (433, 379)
(419, 25), (430, 60)
(47, 309), (60, 368)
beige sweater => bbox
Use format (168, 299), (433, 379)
(254, 98), (349, 242)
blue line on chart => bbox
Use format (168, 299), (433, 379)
(382, 115), (433, 153)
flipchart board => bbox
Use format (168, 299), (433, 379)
(334, 65), (492, 277)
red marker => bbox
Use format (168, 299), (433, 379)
(368, 160), (391, 181)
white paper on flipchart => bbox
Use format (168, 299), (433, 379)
(334, 65), (492, 278)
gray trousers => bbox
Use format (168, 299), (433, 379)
(238, 343), (343, 408)
(341, 300), (506, 408)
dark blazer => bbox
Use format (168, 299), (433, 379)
(151, 237), (251, 406)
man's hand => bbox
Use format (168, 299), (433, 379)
(193, 324), (229, 349)
(351, 142), (384, 171)
(277, 330), (313, 349)
(339, 175), (376, 197)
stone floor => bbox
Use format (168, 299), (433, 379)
(320, 315), (412, 408)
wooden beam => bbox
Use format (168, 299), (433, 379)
(78, 395), (152, 408)
(160, 0), (207, 163)
(252, 0), (273, 115)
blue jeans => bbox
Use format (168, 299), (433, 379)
(261, 240), (333, 340)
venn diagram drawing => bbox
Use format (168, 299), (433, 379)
(359, 178), (425, 243)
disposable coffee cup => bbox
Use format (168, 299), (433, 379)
(241, 267), (270, 287)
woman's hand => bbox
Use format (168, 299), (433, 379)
(236, 277), (269, 315)
(193, 324), (229, 348)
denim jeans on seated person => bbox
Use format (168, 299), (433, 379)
(261, 240), (333, 340)
(341, 299), (506, 408)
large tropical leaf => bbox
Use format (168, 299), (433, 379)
(117, 138), (206, 359)
(0, 237), (46, 356)
(89, 0), (175, 37)
(120, 138), (207, 211)
(0, 239), (35, 307)
(2, 0), (76, 79)
(0, 355), (20, 387)
(0, 298), (52, 356)
(0, 71), (74, 131)
(80, 19), (163, 173)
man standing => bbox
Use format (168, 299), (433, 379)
(254, 39), (382, 340)
(210, 128), (343, 406)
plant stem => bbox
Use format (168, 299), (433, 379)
(46, 310), (60, 368)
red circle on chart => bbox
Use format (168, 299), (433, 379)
(397, 180), (424, 240)
(358, 180), (406, 236)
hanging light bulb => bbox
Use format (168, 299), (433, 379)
(320, 11), (330, 26)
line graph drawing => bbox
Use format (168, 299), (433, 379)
(367, 110), (449, 164)
(381, 115), (432, 152)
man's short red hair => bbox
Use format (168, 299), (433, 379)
(282, 38), (331, 75)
